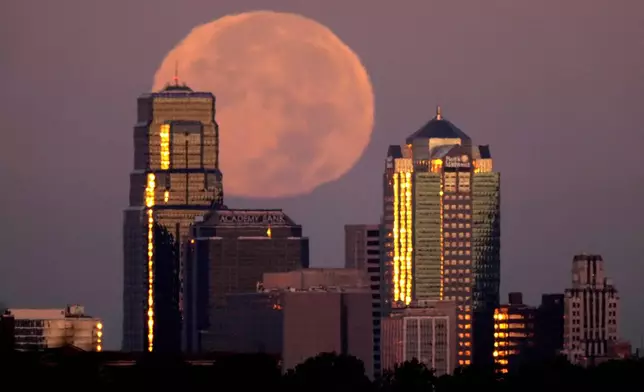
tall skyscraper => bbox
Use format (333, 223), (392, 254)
(344, 224), (383, 377)
(563, 253), (620, 365)
(381, 107), (500, 367)
(122, 78), (224, 352)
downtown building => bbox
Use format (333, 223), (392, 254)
(2, 305), (103, 352)
(122, 79), (224, 352)
(344, 224), (383, 377)
(205, 269), (373, 376)
(381, 300), (457, 376)
(381, 107), (500, 367)
(493, 293), (536, 374)
(182, 209), (309, 353)
(562, 253), (621, 365)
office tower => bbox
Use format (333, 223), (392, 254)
(381, 300), (457, 376)
(563, 253), (620, 365)
(6, 305), (103, 351)
(535, 293), (564, 360)
(381, 107), (500, 366)
(344, 224), (382, 376)
(122, 78), (223, 352)
(182, 209), (309, 352)
(493, 293), (536, 374)
(209, 269), (373, 377)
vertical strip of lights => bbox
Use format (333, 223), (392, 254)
(393, 173), (400, 303)
(493, 310), (509, 374)
(145, 173), (156, 352)
(160, 124), (171, 170)
(399, 175), (407, 302)
(404, 172), (412, 305)
(431, 159), (444, 300)
(96, 322), (103, 352)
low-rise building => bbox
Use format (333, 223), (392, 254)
(6, 305), (103, 351)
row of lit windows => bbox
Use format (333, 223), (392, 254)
(444, 213), (471, 220)
(445, 241), (471, 248)
(494, 323), (526, 329)
(445, 222), (471, 229)
(446, 277), (472, 283)
(446, 296), (471, 302)
(445, 204), (471, 210)
(445, 268), (471, 274)
(445, 232), (471, 239)
(445, 260), (471, 266)
(445, 250), (471, 256)
(444, 194), (471, 201)
(445, 286), (471, 293)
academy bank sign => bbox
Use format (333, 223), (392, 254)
(218, 212), (286, 225)
(445, 154), (471, 169)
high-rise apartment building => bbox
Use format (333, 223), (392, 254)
(493, 293), (536, 374)
(381, 107), (500, 366)
(5, 306), (103, 352)
(381, 300), (457, 376)
(123, 79), (224, 352)
(563, 254), (620, 365)
(182, 209), (309, 352)
(344, 224), (382, 376)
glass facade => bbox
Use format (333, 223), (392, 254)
(123, 84), (223, 352)
(472, 171), (501, 366)
(381, 109), (500, 367)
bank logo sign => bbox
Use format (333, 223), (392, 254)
(218, 211), (287, 225)
(445, 154), (471, 168)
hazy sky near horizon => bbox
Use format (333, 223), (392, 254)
(1, 0), (643, 349)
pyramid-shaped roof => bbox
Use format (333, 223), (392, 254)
(406, 107), (471, 144)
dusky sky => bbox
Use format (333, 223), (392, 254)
(1, 0), (643, 349)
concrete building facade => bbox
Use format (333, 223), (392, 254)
(563, 254), (620, 364)
(344, 224), (383, 376)
(6, 305), (103, 352)
(381, 300), (457, 376)
(208, 269), (374, 378)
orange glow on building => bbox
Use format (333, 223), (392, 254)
(145, 173), (156, 352)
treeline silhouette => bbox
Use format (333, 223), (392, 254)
(0, 350), (642, 391)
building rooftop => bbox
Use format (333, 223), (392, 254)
(197, 208), (299, 227)
(262, 268), (370, 291)
(405, 106), (471, 144)
(7, 305), (98, 320)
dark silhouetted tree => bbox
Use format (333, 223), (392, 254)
(380, 359), (436, 392)
(283, 352), (373, 392)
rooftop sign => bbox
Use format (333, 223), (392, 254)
(444, 154), (471, 169)
(217, 211), (287, 226)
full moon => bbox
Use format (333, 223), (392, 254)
(153, 11), (375, 198)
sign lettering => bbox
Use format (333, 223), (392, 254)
(445, 154), (471, 169)
(218, 213), (286, 225)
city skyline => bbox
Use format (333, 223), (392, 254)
(1, 0), (643, 351)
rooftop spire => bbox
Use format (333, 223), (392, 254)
(436, 105), (442, 120)
(173, 61), (180, 86)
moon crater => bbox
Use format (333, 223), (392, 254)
(153, 11), (374, 198)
